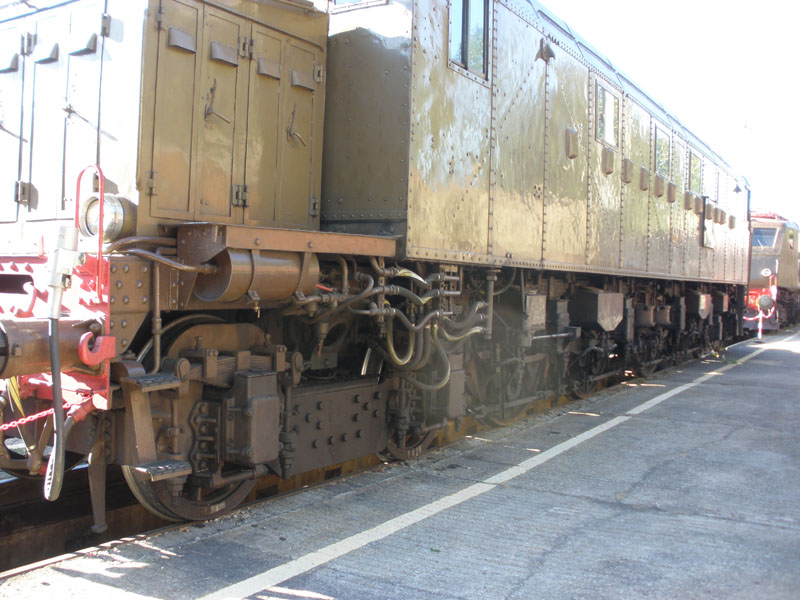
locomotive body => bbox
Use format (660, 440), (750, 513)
(322, 0), (750, 283)
(0, 0), (750, 530)
(745, 212), (800, 330)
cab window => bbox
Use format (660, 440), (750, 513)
(449, 0), (489, 77)
(689, 151), (702, 193)
(752, 227), (777, 248)
(595, 83), (619, 148)
(655, 127), (670, 176)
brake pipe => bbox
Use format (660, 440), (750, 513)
(43, 225), (80, 501)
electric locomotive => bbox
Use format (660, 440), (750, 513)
(745, 211), (800, 331)
(0, 0), (750, 531)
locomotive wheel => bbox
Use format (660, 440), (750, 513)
(466, 355), (532, 427)
(121, 466), (256, 522)
(384, 428), (436, 461)
(569, 348), (607, 400)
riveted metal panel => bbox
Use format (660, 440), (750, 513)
(587, 74), (620, 270)
(194, 6), (248, 223)
(543, 46), (587, 266)
(0, 22), (24, 224)
(26, 10), (70, 222)
(700, 160), (717, 279)
(149, 0), (202, 220)
(62, 1), (105, 220)
(684, 146), (701, 278)
(406, 0), (490, 260)
(648, 120), (670, 275)
(99, 0), (146, 215)
(243, 26), (282, 226)
(490, 5), (545, 263)
(669, 138), (687, 276)
(321, 14), (412, 227)
(281, 40), (320, 229)
(620, 100), (648, 271)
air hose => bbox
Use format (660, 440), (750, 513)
(43, 225), (80, 502)
(44, 317), (66, 501)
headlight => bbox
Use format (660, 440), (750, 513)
(79, 194), (136, 242)
(756, 294), (774, 311)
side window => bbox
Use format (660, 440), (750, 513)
(655, 126), (671, 176)
(689, 151), (702, 193)
(449, 0), (488, 77)
(595, 83), (619, 148)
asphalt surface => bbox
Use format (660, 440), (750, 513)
(2, 329), (799, 599)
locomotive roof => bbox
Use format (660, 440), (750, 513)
(526, 0), (745, 188)
(0, 0), (68, 20)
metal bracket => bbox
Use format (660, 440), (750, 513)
(101, 13), (112, 37)
(14, 181), (30, 206)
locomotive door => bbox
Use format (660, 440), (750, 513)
(279, 41), (320, 230)
(149, 0), (202, 221)
(194, 6), (248, 224)
(242, 26), (282, 227)
(489, 7), (546, 263)
(25, 11), (71, 222)
(0, 25), (23, 223)
(61, 1), (105, 221)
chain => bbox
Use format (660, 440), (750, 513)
(0, 402), (72, 432)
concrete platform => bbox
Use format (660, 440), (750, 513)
(2, 329), (799, 599)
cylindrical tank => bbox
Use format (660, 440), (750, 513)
(0, 319), (94, 378)
(193, 249), (319, 303)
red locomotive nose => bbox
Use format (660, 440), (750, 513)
(747, 288), (771, 309)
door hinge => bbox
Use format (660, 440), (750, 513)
(154, 6), (165, 30)
(14, 181), (30, 206)
(146, 171), (157, 196)
(233, 184), (248, 208)
(101, 13), (112, 37)
(239, 36), (248, 59)
(23, 32), (36, 56)
(315, 64), (324, 83)
(309, 195), (319, 217)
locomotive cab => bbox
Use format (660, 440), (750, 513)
(746, 213), (800, 330)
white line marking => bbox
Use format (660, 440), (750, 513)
(201, 330), (800, 600)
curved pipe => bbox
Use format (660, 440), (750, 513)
(126, 248), (217, 275)
(386, 316), (415, 366)
(312, 273), (375, 323)
(493, 268), (517, 296)
(106, 236), (177, 254)
(406, 326), (451, 391)
(440, 325), (485, 342)
(443, 301), (487, 332)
